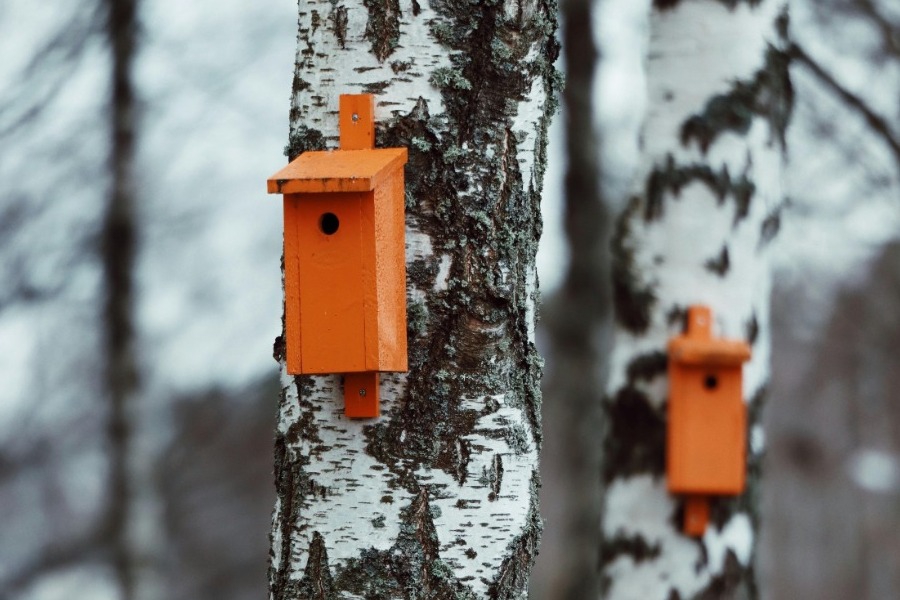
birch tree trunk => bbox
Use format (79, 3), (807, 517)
(600, 1), (792, 597)
(269, 0), (559, 597)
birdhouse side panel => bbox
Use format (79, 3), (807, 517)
(667, 363), (746, 495)
(295, 192), (368, 374)
(373, 169), (408, 372)
(360, 190), (380, 371)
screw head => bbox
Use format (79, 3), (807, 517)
(359, 388), (366, 397)
(352, 113), (359, 122)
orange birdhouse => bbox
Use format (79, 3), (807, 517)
(667, 305), (751, 536)
(267, 94), (408, 419)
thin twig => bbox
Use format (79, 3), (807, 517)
(789, 41), (900, 170)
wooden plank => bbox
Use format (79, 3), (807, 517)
(266, 148), (407, 194)
(339, 94), (375, 150)
(283, 195), (303, 374)
(296, 192), (367, 373)
(344, 372), (380, 418)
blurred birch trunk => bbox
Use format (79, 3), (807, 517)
(268, 0), (559, 597)
(599, 1), (792, 597)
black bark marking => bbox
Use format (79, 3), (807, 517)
(681, 45), (793, 154)
(690, 550), (757, 600)
(600, 534), (662, 568)
(487, 453), (503, 501)
(362, 79), (391, 95)
(612, 197), (657, 334)
(758, 208), (781, 247)
(270, 431), (300, 599)
(644, 155), (756, 225)
(273, 334), (286, 363)
(705, 245), (730, 276)
(626, 351), (668, 383)
(667, 304), (688, 329)
(745, 312), (759, 345)
(333, 488), (478, 599)
(285, 125), (326, 161)
(329, 5), (349, 49)
(297, 532), (337, 600)
(407, 256), (440, 290)
(363, 0), (401, 62)
(602, 386), (666, 482)
(655, 0), (763, 11)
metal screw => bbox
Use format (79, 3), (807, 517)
(359, 388), (366, 397)
(352, 113), (359, 122)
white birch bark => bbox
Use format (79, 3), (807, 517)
(269, 0), (559, 597)
(600, 1), (792, 598)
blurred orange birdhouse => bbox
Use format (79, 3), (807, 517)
(267, 94), (408, 419)
(667, 305), (751, 536)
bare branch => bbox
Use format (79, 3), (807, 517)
(789, 41), (900, 170)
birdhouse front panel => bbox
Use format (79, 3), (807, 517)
(285, 190), (371, 374)
(667, 362), (746, 495)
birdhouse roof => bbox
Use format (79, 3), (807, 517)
(668, 337), (751, 366)
(267, 147), (407, 194)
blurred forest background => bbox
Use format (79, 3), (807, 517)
(0, 0), (897, 599)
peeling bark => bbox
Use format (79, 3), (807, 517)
(270, 0), (559, 596)
(601, 1), (791, 598)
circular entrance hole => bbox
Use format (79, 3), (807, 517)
(704, 374), (718, 390)
(319, 212), (339, 235)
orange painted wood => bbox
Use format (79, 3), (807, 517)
(293, 191), (367, 373)
(267, 148), (408, 195)
(683, 496), (710, 537)
(340, 94), (375, 150)
(360, 185), (380, 371)
(667, 305), (751, 497)
(373, 169), (408, 370)
(344, 372), (380, 418)
(283, 195), (304, 374)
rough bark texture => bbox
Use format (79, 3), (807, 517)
(600, 1), (792, 598)
(270, 0), (559, 597)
